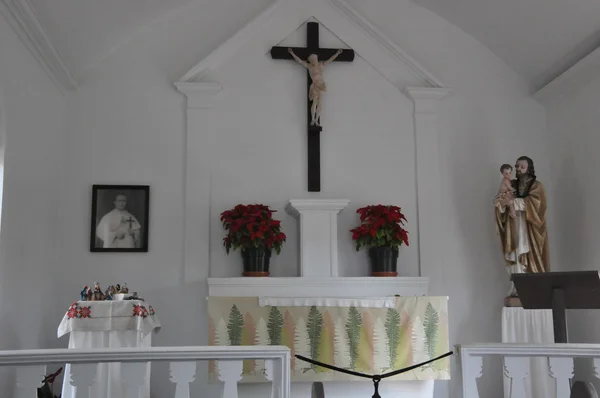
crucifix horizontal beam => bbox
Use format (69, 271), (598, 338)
(270, 22), (355, 192)
(270, 47), (354, 62)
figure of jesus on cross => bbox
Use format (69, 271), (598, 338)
(287, 47), (343, 126)
(271, 22), (355, 192)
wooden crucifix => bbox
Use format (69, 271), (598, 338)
(271, 22), (354, 192)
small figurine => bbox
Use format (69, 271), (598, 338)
(120, 283), (129, 294)
(494, 163), (516, 219)
(80, 285), (89, 301)
(115, 284), (121, 293)
(87, 287), (93, 301)
(92, 281), (104, 301)
(104, 285), (116, 300)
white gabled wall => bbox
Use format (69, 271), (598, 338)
(0, 0), (552, 397)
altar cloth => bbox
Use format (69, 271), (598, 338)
(58, 300), (161, 337)
(258, 297), (397, 308)
(58, 300), (161, 398)
(208, 296), (449, 382)
(502, 307), (554, 398)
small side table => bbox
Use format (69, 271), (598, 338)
(57, 300), (161, 398)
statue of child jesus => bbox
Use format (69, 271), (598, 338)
(494, 164), (517, 218)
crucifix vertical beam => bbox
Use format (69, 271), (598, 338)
(270, 22), (354, 192)
(306, 23), (321, 192)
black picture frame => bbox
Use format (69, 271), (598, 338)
(90, 185), (150, 252)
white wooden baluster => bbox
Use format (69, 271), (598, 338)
(549, 357), (574, 398)
(122, 362), (148, 397)
(217, 360), (243, 398)
(594, 357), (600, 379)
(504, 357), (529, 398)
(69, 363), (97, 398)
(264, 358), (273, 382)
(169, 361), (197, 398)
(15, 365), (46, 398)
(265, 359), (283, 398)
(461, 354), (482, 398)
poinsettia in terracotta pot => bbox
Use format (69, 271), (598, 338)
(221, 204), (287, 277)
(350, 205), (409, 277)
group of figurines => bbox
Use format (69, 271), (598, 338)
(79, 282), (141, 301)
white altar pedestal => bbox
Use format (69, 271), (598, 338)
(286, 199), (349, 277)
(57, 300), (161, 398)
(502, 307), (554, 398)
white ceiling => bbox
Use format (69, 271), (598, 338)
(12, 0), (600, 91)
(27, 0), (193, 80)
(414, 0), (600, 90)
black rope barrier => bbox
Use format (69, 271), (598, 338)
(296, 351), (454, 398)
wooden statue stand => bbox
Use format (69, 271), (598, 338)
(504, 296), (522, 307)
(512, 271), (600, 343)
(512, 271), (600, 397)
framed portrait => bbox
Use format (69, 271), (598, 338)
(90, 185), (150, 252)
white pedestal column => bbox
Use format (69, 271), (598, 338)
(175, 81), (222, 282)
(286, 199), (349, 277)
(404, 87), (450, 277)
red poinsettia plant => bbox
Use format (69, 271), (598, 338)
(350, 205), (409, 251)
(221, 204), (287, 255)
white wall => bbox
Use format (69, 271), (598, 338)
(544, 74), (600, 348)
(0, 9), (67, 393)
(0, 11), (67, 348)
(49, 0), (552, 397)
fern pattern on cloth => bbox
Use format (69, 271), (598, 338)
(207, 296), (449, 382)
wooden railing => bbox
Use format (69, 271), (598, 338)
(1, 345), (291, 398)
(457, 343), (600, 398)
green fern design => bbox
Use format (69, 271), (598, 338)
(345, 306), (362, 370)
(423, 303), (439, 362)
(267, 307), (284, 345)
(385, 308), (401, 368)
(227, 304), (244, 346)
(306, 306), (323, 369)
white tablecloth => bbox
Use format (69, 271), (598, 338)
(58, 300), (161, 398)
(502, 307), (554, 398)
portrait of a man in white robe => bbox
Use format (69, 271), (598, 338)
(90, 185), (149, 252)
